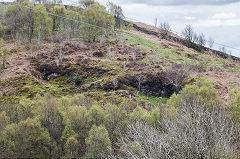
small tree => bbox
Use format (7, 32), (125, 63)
(219, 46), (227, 54)
(79, 0), (95, 8)
(154, 18), (158, 27)
(85, 125), (112, 158)
(0, 40), (9, 69)
(61, 120), (75, 144)
(112, 78), (118, 91)
(0, 111), (9, 133)
(160, 64), (189, 93)
(229, 92), (240, 121)
(197, 33), (206, 48)
(50, 5), (66, 32)
(0, 118), (51, 158)
(108, 2), (124, 29)
(87, 105), (105, 126)
(4, 1), (34, 42)
(193, 33), (199, 43)
(64, 135), (80, 158)
(74, 73), (83, 86)
(80, 3), (115, 43)
(159, 22), (171, 39)
(33, 4), (52, 40)
(0, 20), (3, 37)
(208, 37), (214, 49)
(182, 25), (195, 47)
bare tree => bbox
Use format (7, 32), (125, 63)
(154, 18), (158, 27)
(197, 33), (206, 47)
(219, 46), (227, 54)
(119, 36), (125, 48)
(136, 74), (143, 93)
(55, 48), (64, 66)
(107, 48), (116, 60)
(99, 35), (105, 47)
(79, 0), (95, 8)
(108, 2), (124, 29)
(182, 25), (195, 47)
(159, 22), (171, 40)
(119, 100), (240, 159)
(193, 33), (199, 43)
(112, 79), (118, 91)
(159, 64), (189, 92)
(88, 48), (93, 57)
(208, 37), (214, 49)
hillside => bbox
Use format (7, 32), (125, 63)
(1, 21), (239, 102)
(0, 1), (240, 158)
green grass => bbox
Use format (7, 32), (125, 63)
(124, 32), (240, 74)
(124, 32), (195, 65)
(136, 93), (168, 105)
(197, 51), (206, 56)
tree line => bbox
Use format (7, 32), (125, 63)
(158, 21), (215, 49)
(0, 0), (124, 43)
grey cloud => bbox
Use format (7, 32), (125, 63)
(118, 0), (240, 6)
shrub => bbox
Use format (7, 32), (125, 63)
(159, 64), (190, 93)
(167, 79), (222, 110)
(74, 73), (83, 86)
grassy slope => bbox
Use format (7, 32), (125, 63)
(0, 31), (239, 105)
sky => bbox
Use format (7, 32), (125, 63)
(1, 0), (240, 57)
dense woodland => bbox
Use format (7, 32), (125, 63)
(0, 0), (240, 159)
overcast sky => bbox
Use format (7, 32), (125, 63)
(90, 0), (240, 57)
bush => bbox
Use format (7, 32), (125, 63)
(167, 79), (222, 110)
(74, 73), (83, 86)
(159, 64), (190, 93)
